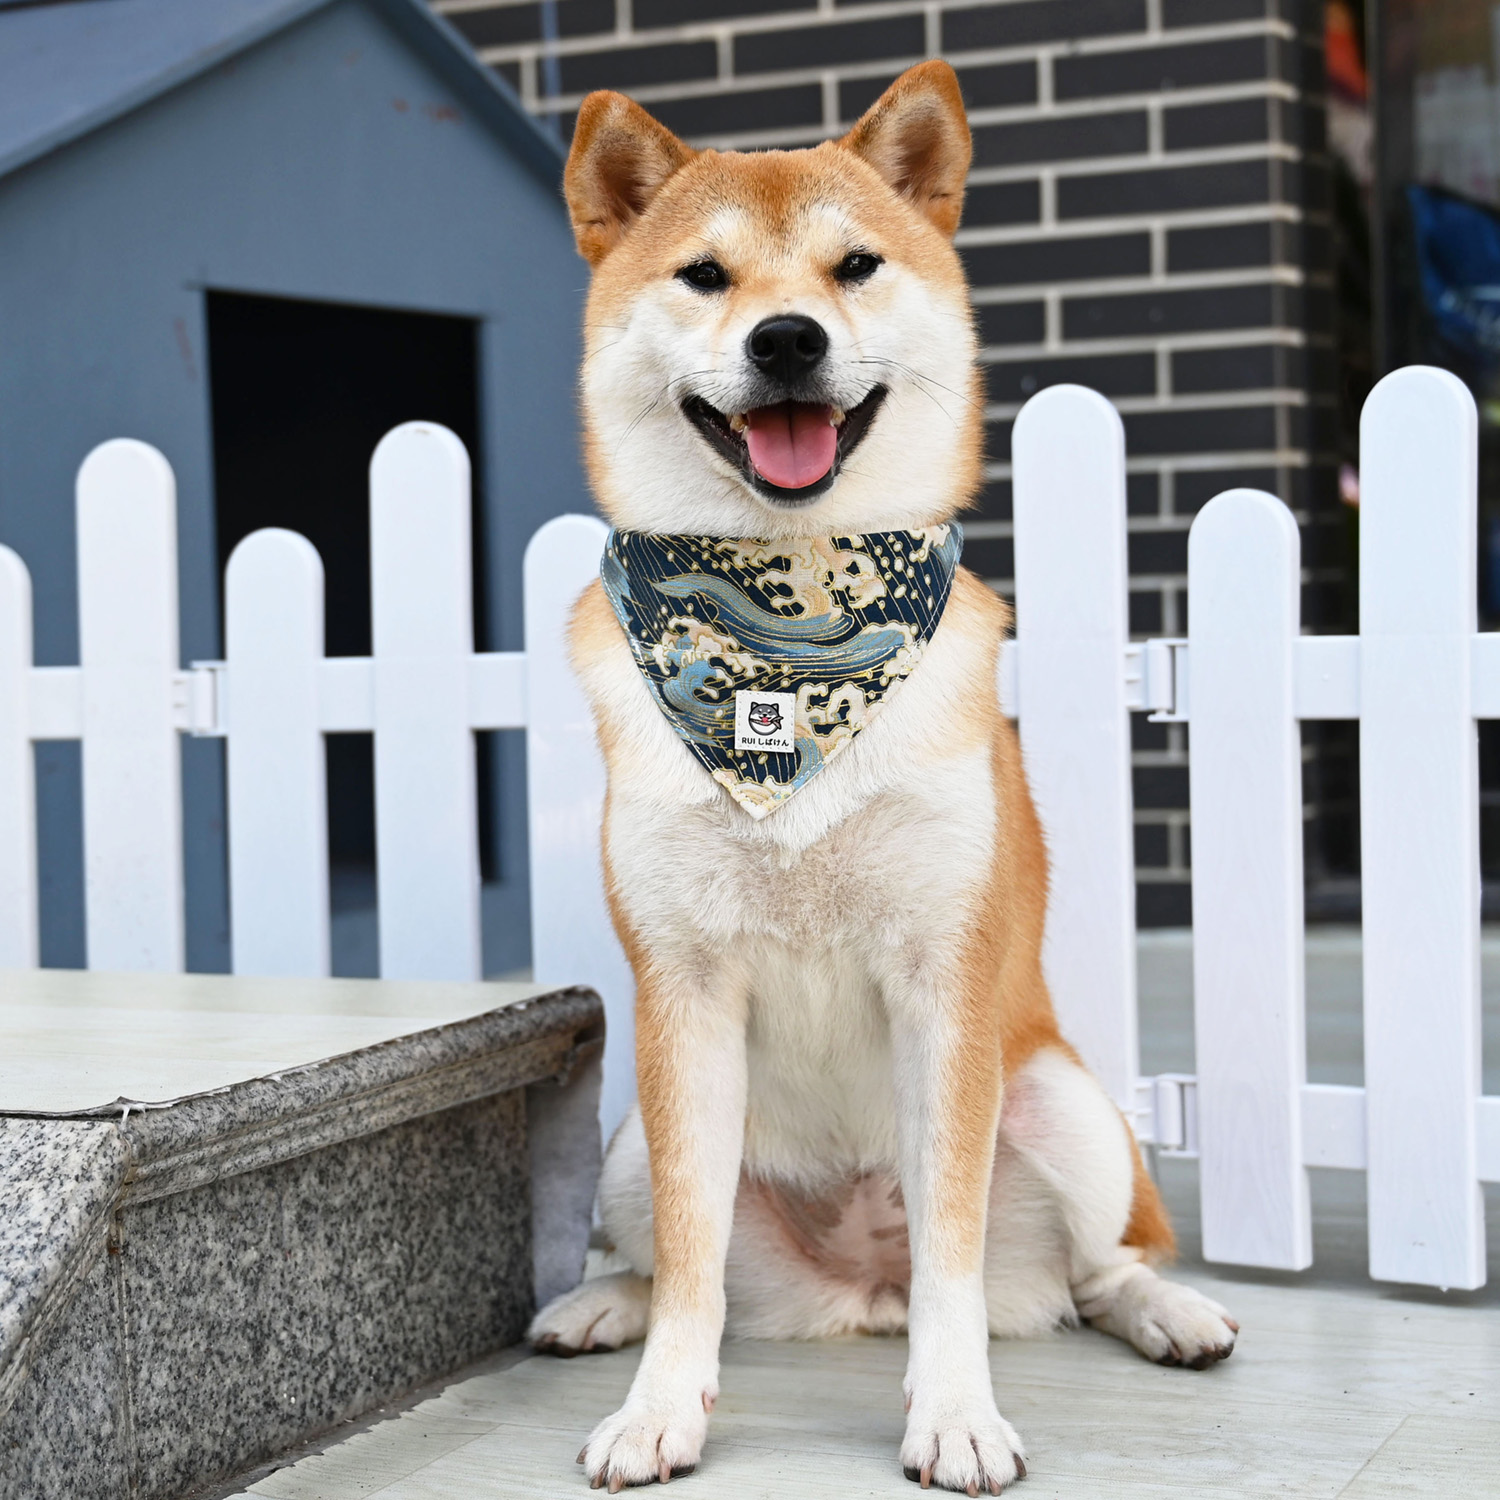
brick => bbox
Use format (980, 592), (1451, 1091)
(1166, 220), (1275, 273)
(847, 61), (1044, 123)
(1125, 404), (1280, 456)
(976, 300), (1046, 346)
(1055, 37), (1273, 101)
(1173, 343), (1306, 393)
(963, 231), (1150, 287)
(972, 111), (1147, 170)
(943, 0), (1146, 53)
(1163, 97), (1272, 151)
(1132, 713), (1169, 751)
(839, 73), (900, 121)
(1134, 765), (1189, 809)
(1137, 880), (1191, 927)
(1057, 158), (1272, 217)
(957, 61), (1039, 110)
(1128, 527), (1189, 573)
(1163, 0), (1271, 21)
(650, 84), (823, 138)
(1063, 282), (1282, 339)
(985, 351), (1155, 403)
(1130, 590), (1163, 636)
(965, 534), (1015, 580)
(559, 39), (716, 93)
(446, 0), (615, 48)
(1134, 822), (1170, 867)
(1172, 466), (1277, 514)
(1128, 472), (1160, 515)
(636, 0), (812, 27)
(963, 179), (1042, 227)
(734, 14), (924, 74)
(972, 479), (1012, 521)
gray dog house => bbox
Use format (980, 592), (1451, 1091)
(0, 0), (588, 973)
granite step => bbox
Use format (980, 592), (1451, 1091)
(0, 972), (603, 1500)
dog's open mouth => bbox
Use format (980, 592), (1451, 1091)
(682, 386), (887, 502)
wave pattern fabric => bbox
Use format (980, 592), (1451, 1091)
(601, 526), (962, 817)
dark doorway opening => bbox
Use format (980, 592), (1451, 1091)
(206, 291), (494, 968)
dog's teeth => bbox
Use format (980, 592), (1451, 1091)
(728, 412), (747, 433)
(830, 406), (846, 426)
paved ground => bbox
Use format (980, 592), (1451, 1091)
(219, 931), (1500, 1499)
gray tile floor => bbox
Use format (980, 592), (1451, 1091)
(221, 932), (1500, 1499)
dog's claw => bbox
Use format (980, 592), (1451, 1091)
(921, 1463), (933, 1489)
(904, 1467), (922, 1483)
(608, 1474), (624, 1495)
(590, 1474), (604, 1490)
(659, 1456), (672, 1484)
(1014, 1454), (1027, 1480)
(967, 1483), (979, 1497)
(577, 1446), (588, 1465)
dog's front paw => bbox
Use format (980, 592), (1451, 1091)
(1086, 1272), (1238, 1370)
(529, 1271), (652, 1356)
(900, 1399), (1026, 1494)
(579, 1380), (714, 1491)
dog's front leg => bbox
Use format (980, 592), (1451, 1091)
(580, 967), (746, 1491)
(887, 972), (1025, 1494)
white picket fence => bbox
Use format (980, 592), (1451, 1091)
(2, 369), (1497, 1291)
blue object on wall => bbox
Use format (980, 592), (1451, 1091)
(0, 0), (590, 974)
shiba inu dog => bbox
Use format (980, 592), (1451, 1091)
(530, 61), (1237, 1493)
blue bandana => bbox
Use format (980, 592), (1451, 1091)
(601, 527), (962, 817)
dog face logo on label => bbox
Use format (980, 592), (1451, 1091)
(734, 689), (796, 753)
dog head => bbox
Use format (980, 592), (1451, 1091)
(565, 62), (980, 538)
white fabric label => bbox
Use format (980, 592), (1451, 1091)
(733, 689), (796, 753)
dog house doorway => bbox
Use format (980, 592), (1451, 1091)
(206, 290), (490, 972)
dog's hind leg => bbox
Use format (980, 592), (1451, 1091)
(994, 1046), (1237, 1368)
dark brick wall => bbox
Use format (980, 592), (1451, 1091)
(436, 0), (1343, 927)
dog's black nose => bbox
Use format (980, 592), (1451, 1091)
(746, 315), (828, 384)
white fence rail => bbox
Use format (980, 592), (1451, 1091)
(3, 374), (1498, 1289)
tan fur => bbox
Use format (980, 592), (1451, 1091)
(537, 64), (1234, 1493)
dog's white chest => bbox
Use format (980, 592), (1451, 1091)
(588, 597), (1000, 1177)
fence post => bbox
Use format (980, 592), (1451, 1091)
(1360, 366), (1484, 1289)
(226, 529), (331, 977)
(1011, 385), (1137, 1113)
(524, 514), (634, 1142)
(369, 422), (482, 982)
(76, 439), (183, 971)
(1188, 489), (1310, 1269)
(0, 547), (37, 967)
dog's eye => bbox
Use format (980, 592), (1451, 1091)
(834, 251), (882, 283)
(677, 260), (729, 292)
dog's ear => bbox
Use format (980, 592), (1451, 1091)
(565, 92), (696, 265)
(838, 61), (970, 238)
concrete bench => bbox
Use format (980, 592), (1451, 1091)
(0, 972), (602, 1500)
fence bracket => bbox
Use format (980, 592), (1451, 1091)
(1135, 1073), (1199, 1156)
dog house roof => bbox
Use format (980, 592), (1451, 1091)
(0, 0), (564, 185)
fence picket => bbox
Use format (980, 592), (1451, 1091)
(1188, 489), (1310, 1269)
(524, 514), (634, 1140)
(76, 440), (183, 971)
(369, 422), (482, 982)
(226, 529), (330, 977)
(1012, 385), (1137, 1113)
(1360, 367), (1485, 1289)
(0, 547), (37, 967)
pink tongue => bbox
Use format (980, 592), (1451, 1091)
(744, 403), (837, 489)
